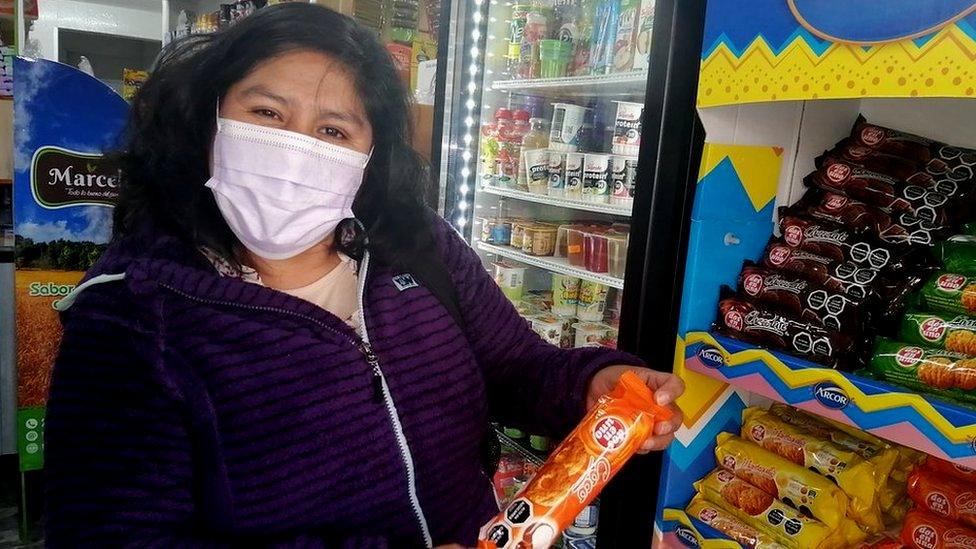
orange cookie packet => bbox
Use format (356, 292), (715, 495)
(478, 371), (672, 549)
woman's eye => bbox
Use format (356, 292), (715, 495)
(321, 127), (346, 139)
(253, 109), (281, 120)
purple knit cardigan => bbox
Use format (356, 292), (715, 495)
(44, 215), (642, 548)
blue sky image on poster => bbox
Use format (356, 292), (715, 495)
(13, 57), (129, 246)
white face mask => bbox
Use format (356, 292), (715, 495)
(205, 117), (371, 260)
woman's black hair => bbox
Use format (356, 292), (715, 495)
(114, 3), (433, 269)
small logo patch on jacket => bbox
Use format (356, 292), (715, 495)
(392, 274), (419, 291)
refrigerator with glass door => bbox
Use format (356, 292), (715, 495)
(432, 0), (706, 545)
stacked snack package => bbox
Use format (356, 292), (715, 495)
(687, 404), (927, 548)
(899, 457), (976, 549)
(478, 371), (671, 548)
(714, 115), (976, 411)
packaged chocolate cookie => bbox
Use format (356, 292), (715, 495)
(761, 239), (880, 301)
(788, 189), (949, 246)
(714, 433), (853, 530)
(916, 271), (976, 317)
(715, 289), (854, 367)
(741, 408), (884, 534)
(922, 456), (976, 484)
(807, 157), (957, 224)
(694, 469), (859, 548)
(908, 467), (976, 529)
(900, 509), (976, 549)
(899, 311), (976, 355)
(822, 139), (975, 206)
(738, 262), (867, 333)
(850, 115), (976, 176)
(868, 338), (976, 405)
(778, 214), (928, 274)
(933, 239), (976, 275)
(685, 494), (790, 549)
(767, 404), (899, 496)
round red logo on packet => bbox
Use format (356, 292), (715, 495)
(724, 310), (744, 331)
(825, 194), (849, 210)
(743, 274), (764, 296)
(722, 455), (736, 470)
(749, 424), (766, 442)
(826, 162), (852, 183)
(920, 317), (947, 342)
(861, 126), (885, 146)
(912, 525), (939, 549)
(784, 225), (803, 246)
(926, 492), (951, 516)
(716, 469), (735, 483)
(768, 246), (791, 266)
(937, 274), (967, 292)
(698, 507), (718, 523)
(896, 346), (924, 367)
(592, 417), (628, 450)
(847, 145), (872, 159)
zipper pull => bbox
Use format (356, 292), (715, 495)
(360, 342), (384, 403)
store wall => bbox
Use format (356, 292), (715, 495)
(29, 0), (162, 62)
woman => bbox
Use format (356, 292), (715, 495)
(44, 4), (683, 547)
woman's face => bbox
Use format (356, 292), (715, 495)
(220, 49), (374, 154)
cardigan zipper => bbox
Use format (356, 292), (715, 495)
(158, 250), (433, 548)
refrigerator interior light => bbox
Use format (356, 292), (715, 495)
(473, 12), (483, 23)
(457, 217), (467, 227)
(459, 201), (469, 211)
(460, 184), (470, 194)
(461, 167), (471, 178)
(471, 46), (480, 57)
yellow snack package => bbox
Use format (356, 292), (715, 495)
(882, 496), (911, 527)
(714, 433), (855, 531)
(768, 404), (899, 493)
(878, 477), (906, 516)
(814, 410), (924, 480)
(695, 469), (849, 549)
(686, 493), (791, 549)
(741, 408), (884, 533)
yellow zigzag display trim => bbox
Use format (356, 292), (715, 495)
(685, 331), (976, 443)
(699, 26), (976, 107)
(661, 509), (742, 548)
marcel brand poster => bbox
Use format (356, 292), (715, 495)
(13, 57), (128, 471)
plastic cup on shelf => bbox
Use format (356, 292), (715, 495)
(539, 39), (571, 78)
(577, 280), (609, 322)
(572, 321), (611, 348)
(584, 231), (610, 273)
(551, 274), (581, 317)
(607, 233), (629, 278)
(566, 227), (587, 267)
(549, 103), (588, 152)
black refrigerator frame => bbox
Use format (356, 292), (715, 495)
(431, 0), (708, 545)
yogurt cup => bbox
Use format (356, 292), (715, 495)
(572, 321), (611, 348)
(582, 154), (611, 204)
(531, 314), (573, 347)
(564, 153), (585, 199)
(493, 261), (525, 302)
(551, 274), (581, 317)
(523, 149), (550, 195)
(549, 103), (588, 152)
(577, 280), (609, 322)
(612, 101), (643, 157)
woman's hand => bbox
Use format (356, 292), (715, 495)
(586, 366), (684, 454)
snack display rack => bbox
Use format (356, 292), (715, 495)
(654, 1), (976, 547)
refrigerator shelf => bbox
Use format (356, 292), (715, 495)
(477, 242), (625, 289)
(491, 71), (650, 97)
(481, 186), (633, 216)
(494, 426), (545, 466)
(683, 331), (976, 468)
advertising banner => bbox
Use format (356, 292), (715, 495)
(13, 57), (128, 471)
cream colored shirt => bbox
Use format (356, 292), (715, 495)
(202, 248), (361, 330)
(279, 255), (360, 329)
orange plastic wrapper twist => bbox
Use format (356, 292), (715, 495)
(908, 468), (976, 529)
(900, 509), (976, 549)
(477, 371), (672, 549)
(923, 456), (976, 484)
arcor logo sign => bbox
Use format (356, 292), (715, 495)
(31, 146), (122, 209)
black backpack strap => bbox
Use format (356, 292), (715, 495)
(406, 244), (501, 478)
